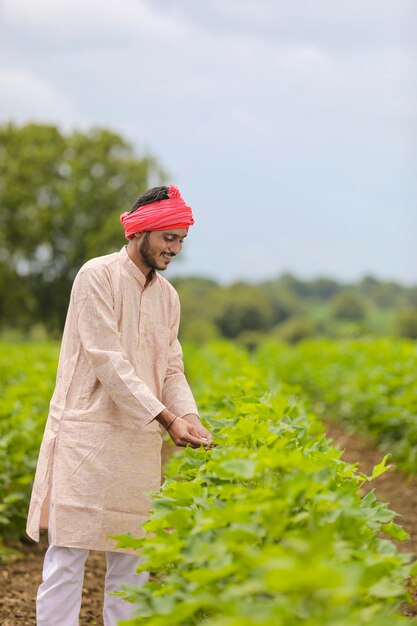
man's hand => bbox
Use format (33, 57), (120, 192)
(155, 409), (213, 449)
(167, 416), (212, 449)
(181, 413), (213, 444)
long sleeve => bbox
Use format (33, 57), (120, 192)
(74, 267), (165, 425)
(161, 292), (198, 417)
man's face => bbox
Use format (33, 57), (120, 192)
(138, 229), (187, 272)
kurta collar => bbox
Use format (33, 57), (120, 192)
(119, 246), (157, 288)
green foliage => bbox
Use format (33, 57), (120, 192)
(214, 284), (276, 338)
(0, 341), (59, 556)
(394, 308), (417, 339)
(114, 342), (411, 626)
(173, 273), (416, 345)
(330, 291), (367, 321)
(358, 277), (406, 310)
(235, 329), (267, 352)
(179, 319), (220, 344)
(256, 338), (417, 474)
(408, 289), (417, 308)
(309, 277), (342, 300)
(273, 315), (319, 344)
(0, 122), (165, 332)
(1, 336), (415, 625)
(173, 277), (222, 344)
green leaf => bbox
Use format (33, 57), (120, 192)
(369, 454), (392, 481)
(216, 458), (258, 480)
(368, 578), (405, 598)
(381, 522), (409, 542)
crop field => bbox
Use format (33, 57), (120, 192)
(256, 338), (417, 474)
(1, 339), (416, 625)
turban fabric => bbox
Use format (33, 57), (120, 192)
(120, 185), (194, 239)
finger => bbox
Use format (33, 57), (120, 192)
(178, 439), (202, 449)
(183, 433), (209, 447)
(188, 426), (210, 440)
(192, 427), (213, 441)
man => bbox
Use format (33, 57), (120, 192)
(27, 184), (212, 625)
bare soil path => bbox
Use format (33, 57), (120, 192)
(1, 429), (417, 624)
(325, 421), (417, 618)
(0, 536), (106, 626)
(325, 422), (417, 557)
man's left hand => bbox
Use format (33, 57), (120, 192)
(182, 414), (214, 445)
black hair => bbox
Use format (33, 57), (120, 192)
(128, 186), (169, 214)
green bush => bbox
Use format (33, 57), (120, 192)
(0, 341), (58, 557)
(273, 315), (318, 343)
(330, 291), (367, 321)
(256, 338), (417, 474)
(394, 308), (417, 339)
(180, 319), (220, 345)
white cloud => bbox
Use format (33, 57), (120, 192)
(0, 67), (77, 126)
(3, 0), (188, 44)
(206, 0), (416, 52)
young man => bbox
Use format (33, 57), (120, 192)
(27, 185), (212, 625)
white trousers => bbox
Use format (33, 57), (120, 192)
(36, 543), (149, 626)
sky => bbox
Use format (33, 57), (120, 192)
(0, 0), (416, 285)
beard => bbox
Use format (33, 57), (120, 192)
(139, 233), (174, 271)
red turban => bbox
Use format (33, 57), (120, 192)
(120, 185), (194, 240)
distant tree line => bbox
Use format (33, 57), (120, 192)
(172, 274), (417, 346)
(0, 122), (416, 343)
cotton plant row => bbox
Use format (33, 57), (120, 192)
(256, 337), (417, 474)
(116, 342), (414, 626)
(0, 341), (58, 558)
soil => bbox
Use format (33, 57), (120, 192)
(1, 427), (417, 624)
(0, 535), (105, 626)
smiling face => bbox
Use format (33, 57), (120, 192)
(128, 229), (187, 275)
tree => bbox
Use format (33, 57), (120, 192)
(330, 290), (367, 322)
(408, 288), (417, 308)
(0, 123), (165, 332)
(273, 315), (318, 344)
(214, 283), (275, 338)
(309, 277), (341, 300)
(171, 277), (221, 342)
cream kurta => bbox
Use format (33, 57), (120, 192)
(26, 246), (198, 551)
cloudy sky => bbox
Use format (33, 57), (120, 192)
(0, 1), (416, 284)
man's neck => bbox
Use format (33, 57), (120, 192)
(126, 243), (154, 286)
